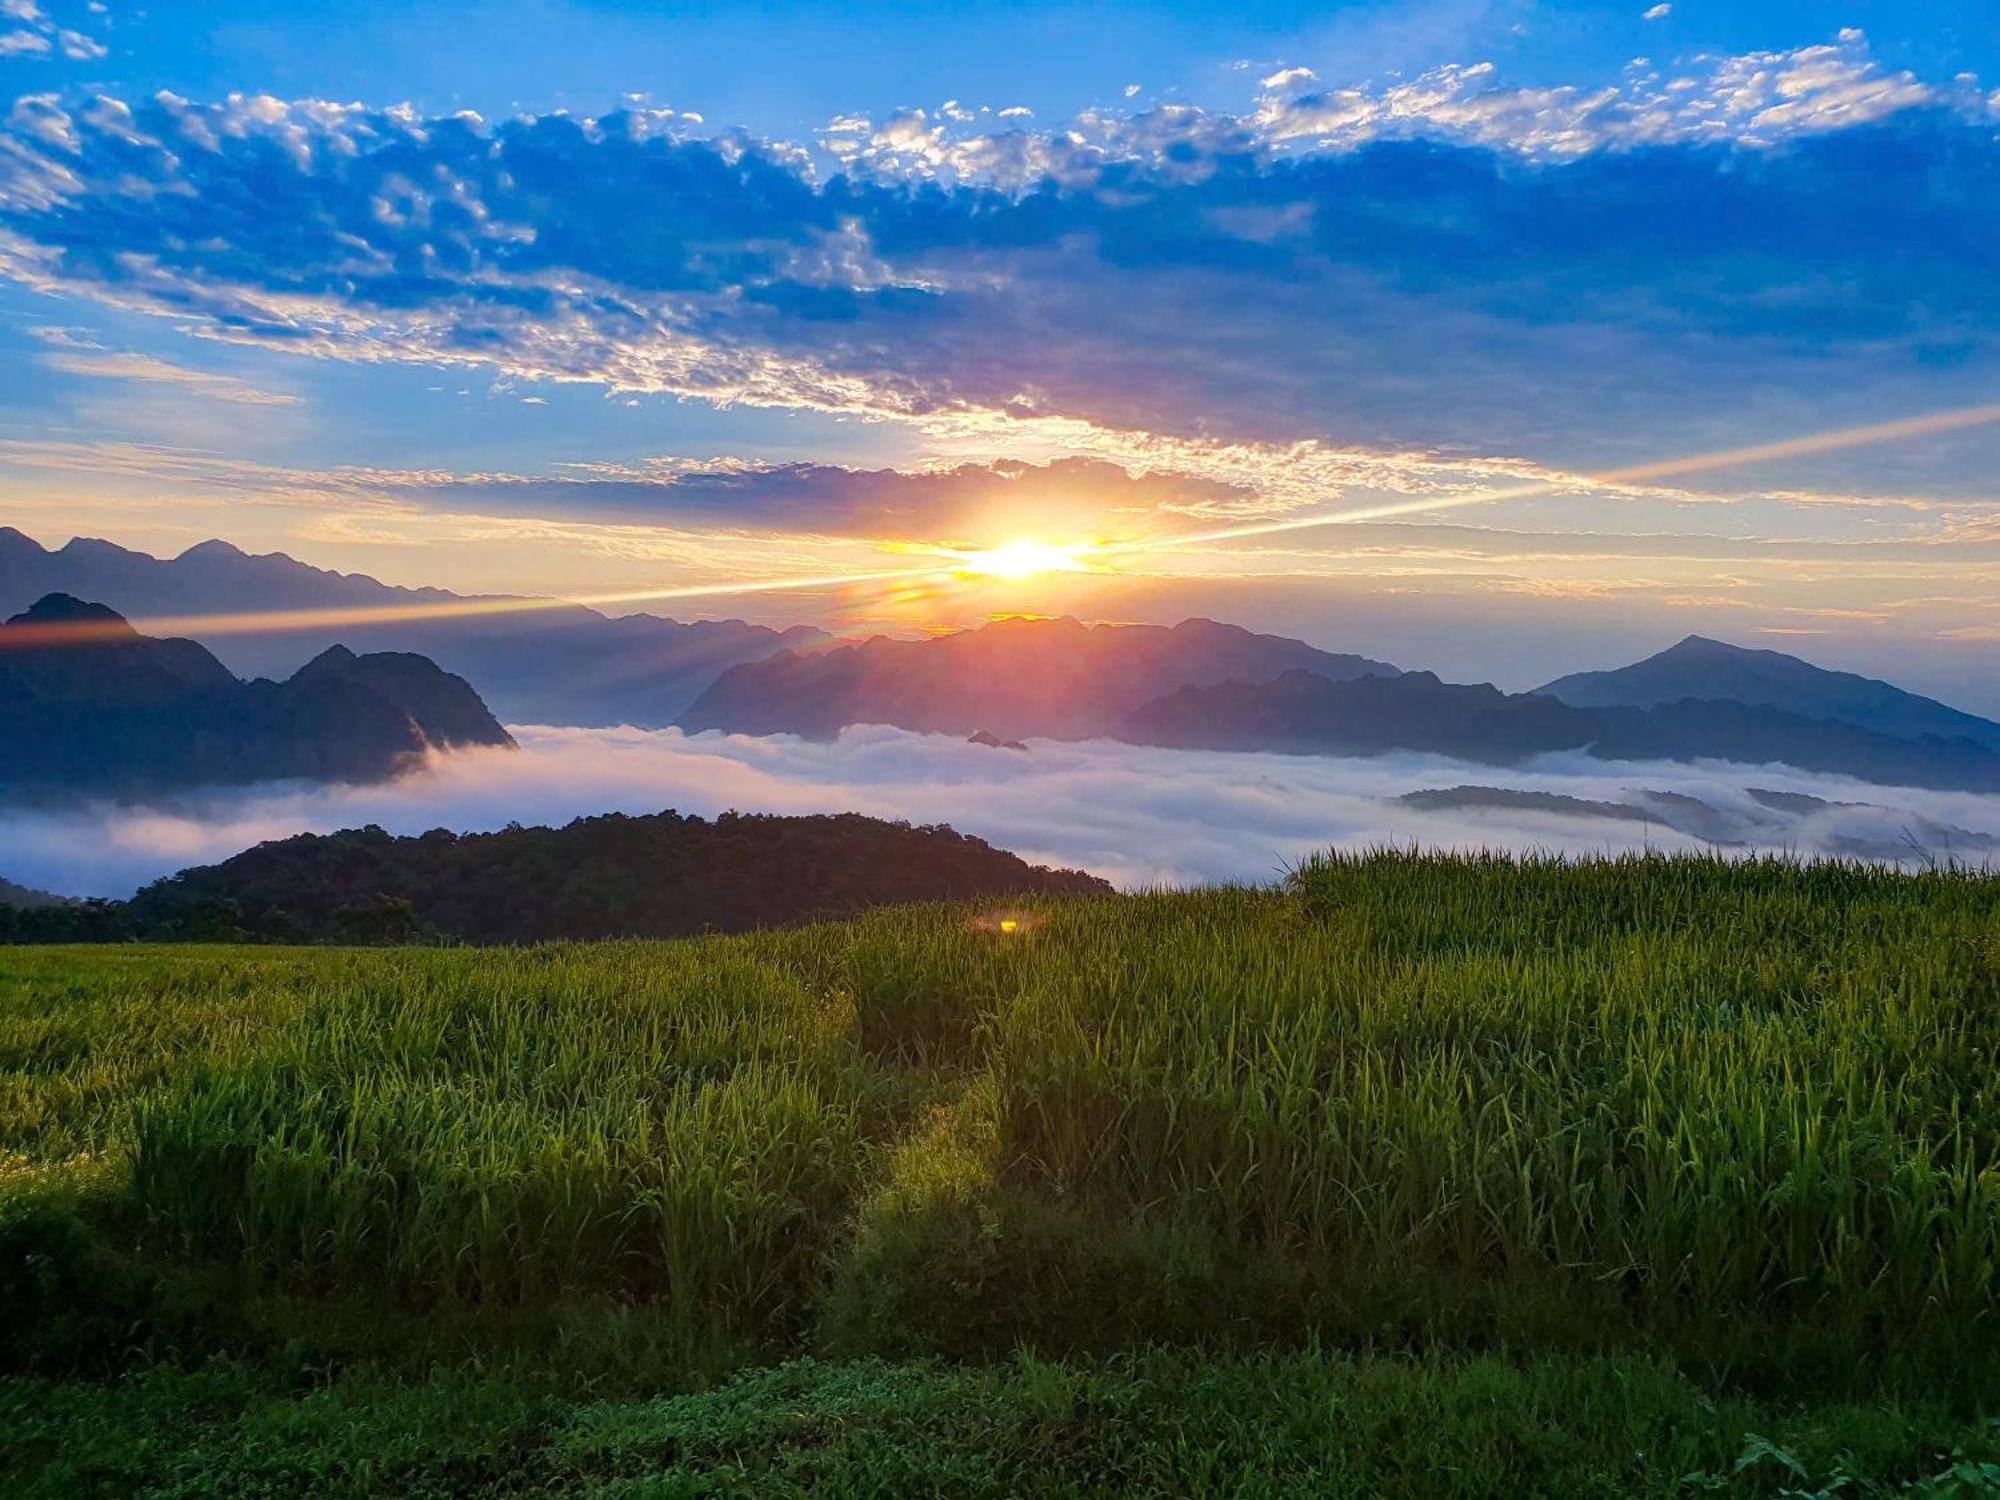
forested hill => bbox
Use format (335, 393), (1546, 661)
(1, 810), (1111, 944)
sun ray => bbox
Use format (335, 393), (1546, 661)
(7, 400), (1996, 650)
(1110, 401), (2000, 554)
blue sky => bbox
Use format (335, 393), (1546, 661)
(1, 0), (1998, 702)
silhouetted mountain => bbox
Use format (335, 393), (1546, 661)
(1394, 781), (1998, 862)
(968, 730), (1029, 751)
(291, 644), (507, 749)
(679, 616), (1401, 740)
(1117, 669), (2000, 793)
(1537, 635), (2000, 752)
(1745, 787), (1864, 816)
(1123, 670), (1589, 759)
(0, 595), (513, 799)
(56, 810), (1110, 945)
(1399, 786), (1655, 824)
(0, 527), (823, 726)
(1583, 698), (2000, 790)
(1400, 785), (1750, 845)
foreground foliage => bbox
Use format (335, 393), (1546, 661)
(4, 851), (1999, 1489)
(8, 1351), (2000, 1498)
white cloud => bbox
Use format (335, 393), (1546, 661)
(41, 350), (301, 406)
(57, 28), (106, 60)
(0, 0), (42, 21)
(811, 32), (1962, 188)
(5, 726), (1996, 899)
(0, 28), (49, 54)
(1261, 66), (1318, 90)
(1248, 31), (1940, 156)
(1643, 4), (1671, 19)
(7, 94), (77, 151)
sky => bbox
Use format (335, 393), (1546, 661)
(2, 0), (1998, 701)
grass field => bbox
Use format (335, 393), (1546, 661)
(6, 851), (2000, 1494)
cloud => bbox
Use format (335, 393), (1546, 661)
(0, 34), (1988, 477)
(4, 727), (1996, 900)
(399, 454), (1257, 536)
(0, 28), (49, 54)
(1246, 36), (1948, 156)
(41, 350), (301, 405)
(56, 28), (105, 60)
(1643, 4), (1671, 19)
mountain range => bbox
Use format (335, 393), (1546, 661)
(678, 614), (2000, 794)
(1123, 668), (2000, 792)
(0, 594), (513, 799)
(0, 527), (821, 727)
(679, 615), (1401, 740)
(1537, 635), (2000, 754)
(7, 525), (2000, 803)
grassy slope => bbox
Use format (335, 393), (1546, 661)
(5, 852), (2000, 1493)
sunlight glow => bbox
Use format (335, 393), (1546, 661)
(946, 537), (1100, 582)
(5, 401), (1995, 651)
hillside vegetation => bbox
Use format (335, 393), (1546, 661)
(0, 810), (1111, 944)
(5, 852), (2000, 1493)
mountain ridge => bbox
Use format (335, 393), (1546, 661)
(1536, 634), (2000, 752)
(679, 614), (1402, 741)
(1119, 669), (2000, 793)
(0, 594), (514, 800)
(0, 527), (824, 726)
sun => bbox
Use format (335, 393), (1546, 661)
(949, 537), (1098, 582)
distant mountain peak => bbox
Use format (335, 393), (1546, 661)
(56, 536), (134, 560)
(7, 592), (138, 634)
(177, 538), (249, 561)
(0, 526), (47, 556)
(1538, 633), (2000, 754)
(297, 643), (361, 674)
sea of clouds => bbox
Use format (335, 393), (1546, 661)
(5, 725), (2000, 900)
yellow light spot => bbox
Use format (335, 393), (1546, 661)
(999, 918), (1021, 934)
(951, 537), (1097, 582)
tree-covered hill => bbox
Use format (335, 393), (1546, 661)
(0, 810), (1110, 944)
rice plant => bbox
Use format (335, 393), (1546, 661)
(4, 851), (1998, 1392)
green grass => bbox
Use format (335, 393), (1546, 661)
(7, 1352), (2000, 1498)
(4, 851), (2000, 1491)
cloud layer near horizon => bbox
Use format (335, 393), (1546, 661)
(5, 726), (1998, 901)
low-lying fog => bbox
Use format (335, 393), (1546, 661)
(7, 725), (2000, 899)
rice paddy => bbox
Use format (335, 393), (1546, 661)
(6, 850), (2000, 1492)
